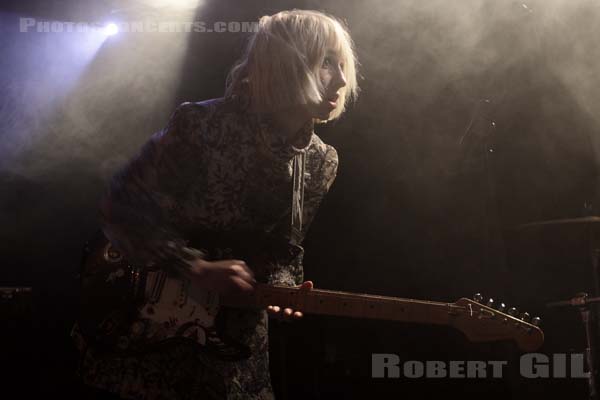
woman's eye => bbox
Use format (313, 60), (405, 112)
(322, 57), (332, 68)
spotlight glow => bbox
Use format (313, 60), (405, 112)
(138, 0), (201, 10)
(104, 23), (119, 36)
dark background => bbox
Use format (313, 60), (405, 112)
(2, 0), (600, 398)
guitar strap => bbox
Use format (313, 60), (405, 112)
(290, 151), (306, 246)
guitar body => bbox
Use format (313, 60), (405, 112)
(76, 232), (250, 360)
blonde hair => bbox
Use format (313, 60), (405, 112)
(225, 9), (359, 121)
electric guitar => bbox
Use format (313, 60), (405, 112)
(75, 233), (544, 360)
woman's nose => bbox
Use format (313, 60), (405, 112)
(334, 68), (347, 90)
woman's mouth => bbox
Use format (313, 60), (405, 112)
(326, 94), (339, 108)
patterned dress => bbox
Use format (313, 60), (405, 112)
(73, 95), (339, 399)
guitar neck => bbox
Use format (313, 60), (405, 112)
(207, 283), (543, 351)
(224, 285), (461, 326)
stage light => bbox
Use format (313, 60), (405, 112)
(104, 23), (119, 36)
(137, 0), (201, 10)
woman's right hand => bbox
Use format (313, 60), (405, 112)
(187, 258), (256, 294)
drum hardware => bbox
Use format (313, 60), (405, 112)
(520, 217), (600, 399)
(548, 293), (600, 400)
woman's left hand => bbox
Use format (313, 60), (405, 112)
(267, 280), (313, 320)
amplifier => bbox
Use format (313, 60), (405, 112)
(0, 287), (33, 319)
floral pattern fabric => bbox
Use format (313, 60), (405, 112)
(75, 95), (339, 399)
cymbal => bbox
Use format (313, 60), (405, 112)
(518, 216), (600, 230)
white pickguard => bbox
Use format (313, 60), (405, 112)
(137, 270), (220, 346)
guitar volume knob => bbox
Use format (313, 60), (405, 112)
(473, 293), (483, 302)
(497, 302), (506, 312)
(520, 312), (531, 322)
(486, 298), (494, 307)
(532, 316), (541, 326)
(508, 307), (518, 317)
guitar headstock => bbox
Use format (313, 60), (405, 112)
(451, 294), (544, 352)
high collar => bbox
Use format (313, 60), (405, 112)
(231, 93), (315, 160)
(257, 115), (314, 157)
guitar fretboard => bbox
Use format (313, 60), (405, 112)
(224, 285), (463, 325)
(220, 284), (544, 352)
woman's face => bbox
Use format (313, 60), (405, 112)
(307, 50), (347, 120)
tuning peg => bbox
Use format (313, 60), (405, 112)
(532, 317), (541, 326)
(486, 298), (494, 307)
(520, 312), (531, 322)
(497, 302), (506, 312)
(508, 307), (518, 317)
(473, 293), (483, 302)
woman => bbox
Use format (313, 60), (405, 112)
(74, 9), (359, 399)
